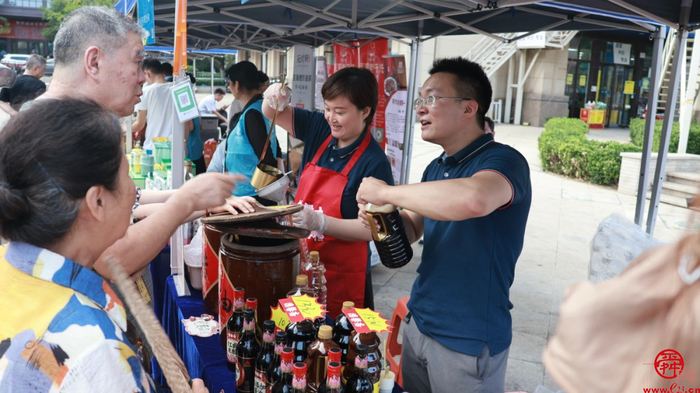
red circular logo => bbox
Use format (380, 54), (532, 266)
(655, 349), (684, 379)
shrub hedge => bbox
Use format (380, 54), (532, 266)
(628, 118), (700, 154)
(538, 118), (641, 186)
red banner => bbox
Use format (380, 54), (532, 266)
(0, 20), (49, 41)
(172, 0), (188, 76)
(331, 38), (389, 149)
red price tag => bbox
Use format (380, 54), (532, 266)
(342, 308), (371, 333)
(279, 298), (305, 323)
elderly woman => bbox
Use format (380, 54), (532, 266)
(0, 98), (209, 392)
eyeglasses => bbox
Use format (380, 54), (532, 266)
(413, 96), (474, 110)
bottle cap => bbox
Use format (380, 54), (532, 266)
(234, 287), (245, 299)
(328, 347), (342, 364)
(356, 344), (368, 355)
(243, 309), (255, 319)
(327, 361), (341, 377)
(293, 362), (308, 380)
(281, 347), (294, 362)
(309, 251), (319, 260)
(246, 298), (258, 310)
(342, 301), (355, 309)
(263, 320), (276, 331)
(275, 331), (287, 342)
(296, 275), (308, 286)
(317, 325), (332, 340)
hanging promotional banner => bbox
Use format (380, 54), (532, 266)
(331, 43), (359, 75)
(291, 45), (315, 110)
(359, 38), (389, 149)
(314, 56), (327, 111)
(172, 0), (188, 76)
(137, 0), (155, 45)
(383, 55), (408, 183)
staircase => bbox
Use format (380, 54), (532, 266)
(464, 31), (578, 78)
(648, 172), (700, 208)
(657, 34), (700, 119)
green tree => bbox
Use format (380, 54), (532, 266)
(42, 0), (115, 41)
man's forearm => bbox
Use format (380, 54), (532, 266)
(325, 216), (374, 242)
(381, 180), (488, 222)
(93, 198), (192, 280)
(0, 101), (17, 116)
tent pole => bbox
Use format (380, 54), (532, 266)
(400, 39), (422, 185)
(514, 49), (526, 125)
(679, 32), (700, 153)
(634, 27), (666, 227)
(647, 28), (689, 234)
(210, 56), (214, 94)
(504, 56), (514, 124)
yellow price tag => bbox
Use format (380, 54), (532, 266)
(290, 295), (326, 321)
(270, 304), (291, 332)
(353, 308), (391, 334)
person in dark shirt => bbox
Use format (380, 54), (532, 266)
(357, 57), (532, 392)
(0, 54), (46, 116)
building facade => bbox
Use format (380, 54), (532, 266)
(0, 0), (52, 57)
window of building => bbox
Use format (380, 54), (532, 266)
(578, 38), (592, 61)
(7, 0), (43, 7)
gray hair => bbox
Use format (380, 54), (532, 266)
(25, 54), (47, 70)
(54, 6), (147, 67)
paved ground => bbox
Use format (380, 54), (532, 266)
(369, 123), (693, 392)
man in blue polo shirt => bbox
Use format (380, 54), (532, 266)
(357, 57), (531, 392)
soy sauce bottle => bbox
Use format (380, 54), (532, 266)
(267, 331), (288, 390)
(318, 361), (344, 393)
(254, 320), (276, 393)
(345, 345), (372, 393)
(305, 326), (340, 392)
(271, 348), (296, 393)
(286, 318), (317, 363)
(236, 309), (261, 393)
(226, 287), (245, 372)
(365, 203), (413, 268)
(331, 302), (354, 365)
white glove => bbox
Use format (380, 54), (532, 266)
(292, 205), (329, 235)
(263, 83), (291, 111)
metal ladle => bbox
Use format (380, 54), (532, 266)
(250, 73), (286, 190)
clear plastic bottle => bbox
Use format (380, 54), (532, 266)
(287, 275), (316, 298)
(309, 252), (327, 305)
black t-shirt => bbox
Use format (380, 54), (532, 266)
(0, 74), (46, 110)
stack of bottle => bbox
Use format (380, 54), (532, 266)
(222, 251), (387, 393)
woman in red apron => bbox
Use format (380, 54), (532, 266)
(262, 67), (394, 318)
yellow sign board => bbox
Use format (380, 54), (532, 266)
(589, 110), (605, 124)
(624, 80), (635, 95)
(566, 73), (574, 85)
(579, 75), (587, 87)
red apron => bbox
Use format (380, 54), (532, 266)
(294, 131), (371, 319)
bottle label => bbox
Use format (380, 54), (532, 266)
(238, 356), (255, 392)
(227, 331), (240, 362)
(254, 369), (267, 393)
(355, 356), (368, 368)
(244, 319), (254, 330)
(313, 355), (328, 387)
(263, 331), (274, 342)
(280, 359), (293, 373)
(292, 375), (307, 390)
(327, 375), (341, 389)
(274, 343), (284, 355)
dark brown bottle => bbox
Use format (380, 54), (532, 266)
(343, 332), (381, 386)
(365, 203), (413, 268)
(270, 348), (296, 393)
(344, 345), (372, 393)
(318, 361), (344, 393)
(287, 275), (316, 297)
(331, 302), (354, 365)
(305, 326), (340, 393)
(286, 318), (317, 363)
(237, 309), (261, 393)
(247, 297), (264, 341)
(226, 287), (245, 370)
(267, 331), (288, 390)
(254, 320), (276, 393)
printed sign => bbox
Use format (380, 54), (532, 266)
(181, 314), (219, 337)
(292, 45), (315, 110)
(314, 56), (327, 111)
(278, 295), (326, 323)
(516, 32), (546, 49)
(341, 307), (391, 334)
(170, 81), (199, 123)
(624, 80), (635, 95)
(137, 0), (155, 45)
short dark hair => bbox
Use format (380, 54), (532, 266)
(160, 61), (173, 76)
(214, 88), (226, 95)
(258, 71), (269, 86)
(322, 67), (378, 130)
(142, 58), (162, 74)
(0, 98), (123, 247)
(429, 57), (492, 130)
(485, 116), (495, 132)
(225, 61), (259, 94)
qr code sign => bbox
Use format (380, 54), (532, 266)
(179, 93), (190, 107)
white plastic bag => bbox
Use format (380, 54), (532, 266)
(589, 213), (662, 283)
(184, 225), (204, 289)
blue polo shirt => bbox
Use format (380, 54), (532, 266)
(292, 108), (394, 219)
(408, 133), (532, 357)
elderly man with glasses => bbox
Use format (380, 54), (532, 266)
(357, 57), (532, 393)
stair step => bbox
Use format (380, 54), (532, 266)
(667, 171), (700, 186)
(646, 191), (689, 208)
(661, 181), (699, 198)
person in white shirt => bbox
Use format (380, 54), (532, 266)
(199, 87), (228, 122)
(131, 59), (175, 151)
